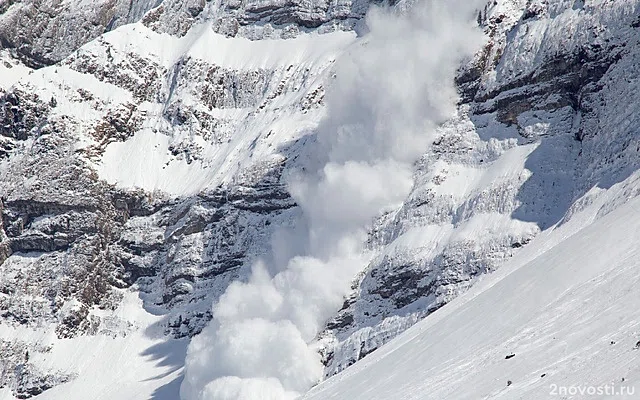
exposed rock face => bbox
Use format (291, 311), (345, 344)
(141, 0), (371, 39)
(0, 0), (368, 69)
(0, 0), (159, 67)
(1, 0), (640, 398)
(0, 339), (72, 400)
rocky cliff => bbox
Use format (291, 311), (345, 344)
(1, 0), (639, 398)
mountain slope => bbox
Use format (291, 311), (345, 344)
(305, 194), (640, 400)
(0, 0), (640, 398)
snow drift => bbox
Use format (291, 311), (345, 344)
(180, 1), (484, 399)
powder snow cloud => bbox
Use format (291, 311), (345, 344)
(180, 1), (485, 399)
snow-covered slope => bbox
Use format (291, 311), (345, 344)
(305, 194), (640, 400)
(0, 292), (187, 400)
(1, 0), (640, 398)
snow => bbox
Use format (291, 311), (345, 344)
(97, 22), (355, 71)
(482, 0), (639, 95)
(95, 106), (327, 195)
(0, 51), (31, 89)
(31, 166), (636, 400)
(90, 23), (354, 196)
(2, 0), (640, 399)
(430, 141), (535, 200)
(31, 65), (134, 123)
(304, 195), (640, 400)
(179, 2), (485, 399)
(0, 291), (188, 400)
(96, 129), (215, 196)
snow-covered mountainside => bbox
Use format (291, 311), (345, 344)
(304, 190), (640, 400)
(1, 0), (639, 398)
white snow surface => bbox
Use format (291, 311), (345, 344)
(0, 292), (187, 400)
(0, 51), (31, 89)
(94, 24), (355, 196)
(2, 0), (640, 399)
(304, 190), (640, 400)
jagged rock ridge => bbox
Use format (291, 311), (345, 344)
(1, 0), (640, 398)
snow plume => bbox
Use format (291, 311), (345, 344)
(180, 1), (484, 399)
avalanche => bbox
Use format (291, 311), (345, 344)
(2, 0), (640, 399)
(180, 1), (484, 399)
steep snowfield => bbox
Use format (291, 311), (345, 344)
(0, 51), (31, 88)
(305, 189), (640, 400)
(0, 292), (187, 400)
(2, 0), (640, 398)
(93, 23), (354, 195)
